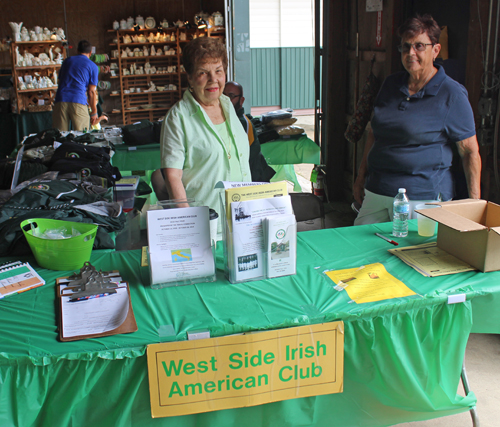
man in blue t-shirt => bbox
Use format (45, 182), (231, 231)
(53, 40), (99, 131)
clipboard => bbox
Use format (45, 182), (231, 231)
(56, 271), (138, 342)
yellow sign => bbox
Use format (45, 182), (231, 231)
(147, 322), (344, 418)
(325, 262), (416, 304)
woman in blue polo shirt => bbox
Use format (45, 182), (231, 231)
(353, 14), (481, 225)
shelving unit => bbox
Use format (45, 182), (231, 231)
(110, 26), (225, 125)
(10, 40), (66, 113)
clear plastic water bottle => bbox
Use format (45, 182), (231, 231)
(392, 188), (410, 237)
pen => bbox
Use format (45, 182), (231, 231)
(375, 233), (399, 246)
(69, 293), (110, 302)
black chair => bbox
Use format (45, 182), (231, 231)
(290, 192), (325, 229)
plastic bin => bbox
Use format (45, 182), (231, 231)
(114, 175), (140, 212)
(20, 218), (97, 271)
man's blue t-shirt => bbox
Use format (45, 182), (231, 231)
(55, 55), (99, 105)
(365, 64), (476, 201)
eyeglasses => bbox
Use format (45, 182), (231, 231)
(224, 93), (242, 100)
(398, 42), (434, 53)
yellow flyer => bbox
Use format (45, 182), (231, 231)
(325, 262), (416, 304)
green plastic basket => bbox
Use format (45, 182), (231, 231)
(20, 219), (98, 271)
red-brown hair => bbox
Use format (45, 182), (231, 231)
(182, 37), (228, 77)
(398, 14), (441, 45)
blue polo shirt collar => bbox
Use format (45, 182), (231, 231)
(399, 63), (446, 98)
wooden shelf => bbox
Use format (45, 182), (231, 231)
(110, 28), (176, 33)
(13, 40), (65, 45)
(122, 73), (178, 78)
(110, 26), (222, 125)
(125, 106), (169, 112)
(10, 40), (66, 112)
(120, 42), (177, 46)
(119, 55), (177, 60)
(123, 90), (177, 95)
(18, 87), (58, 93)
(15, 64), (62, 70)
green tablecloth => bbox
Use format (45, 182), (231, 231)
(2, 220), (493, 426)
(262, 136), (320, 191)
(260, 136), (320, 165)
(0, 111), (53, 157)
(111, 136), (320, 173)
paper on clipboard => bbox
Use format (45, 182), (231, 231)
(57, 272), (137, 341)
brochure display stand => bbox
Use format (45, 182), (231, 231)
(147, 200), (216, 288)
(218, 182), (297, 284)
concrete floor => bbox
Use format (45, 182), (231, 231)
(116, 115), (500, 427)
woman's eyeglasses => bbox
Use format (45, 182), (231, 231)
(398, 42), (434, 53)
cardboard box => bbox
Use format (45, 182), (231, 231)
(416, 199), (500, 272)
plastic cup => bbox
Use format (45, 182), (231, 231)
(415, 204), (438, 236)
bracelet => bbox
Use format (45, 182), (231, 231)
(91, 113), (98, 117)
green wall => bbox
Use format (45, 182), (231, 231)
(251, 47), (315, 109)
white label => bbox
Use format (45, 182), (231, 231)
(447, 294), (466, 304)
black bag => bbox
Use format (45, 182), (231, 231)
(260, 108), (293, 124)
(23, 128), (62, 149)
(122, 120), (156, 146)
(50, 158), (121, 186)
(48, 142), (120, 186)
(48, 142), (112, 165)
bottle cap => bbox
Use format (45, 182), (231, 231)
(398, 188), (406, 193)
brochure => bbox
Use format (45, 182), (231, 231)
(264, 214), (297, 278)
(147, 206), (215, 285)
(0, 261), (45, 298)
(230, 195), (293, 282)
(224, 181), (288, 232)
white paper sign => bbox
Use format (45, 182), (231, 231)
(147, 206), (214, 285)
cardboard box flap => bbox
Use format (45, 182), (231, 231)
(490, 226), (500, 236)
(436, 199), (487, 223)
(416, 206), (486, 232)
